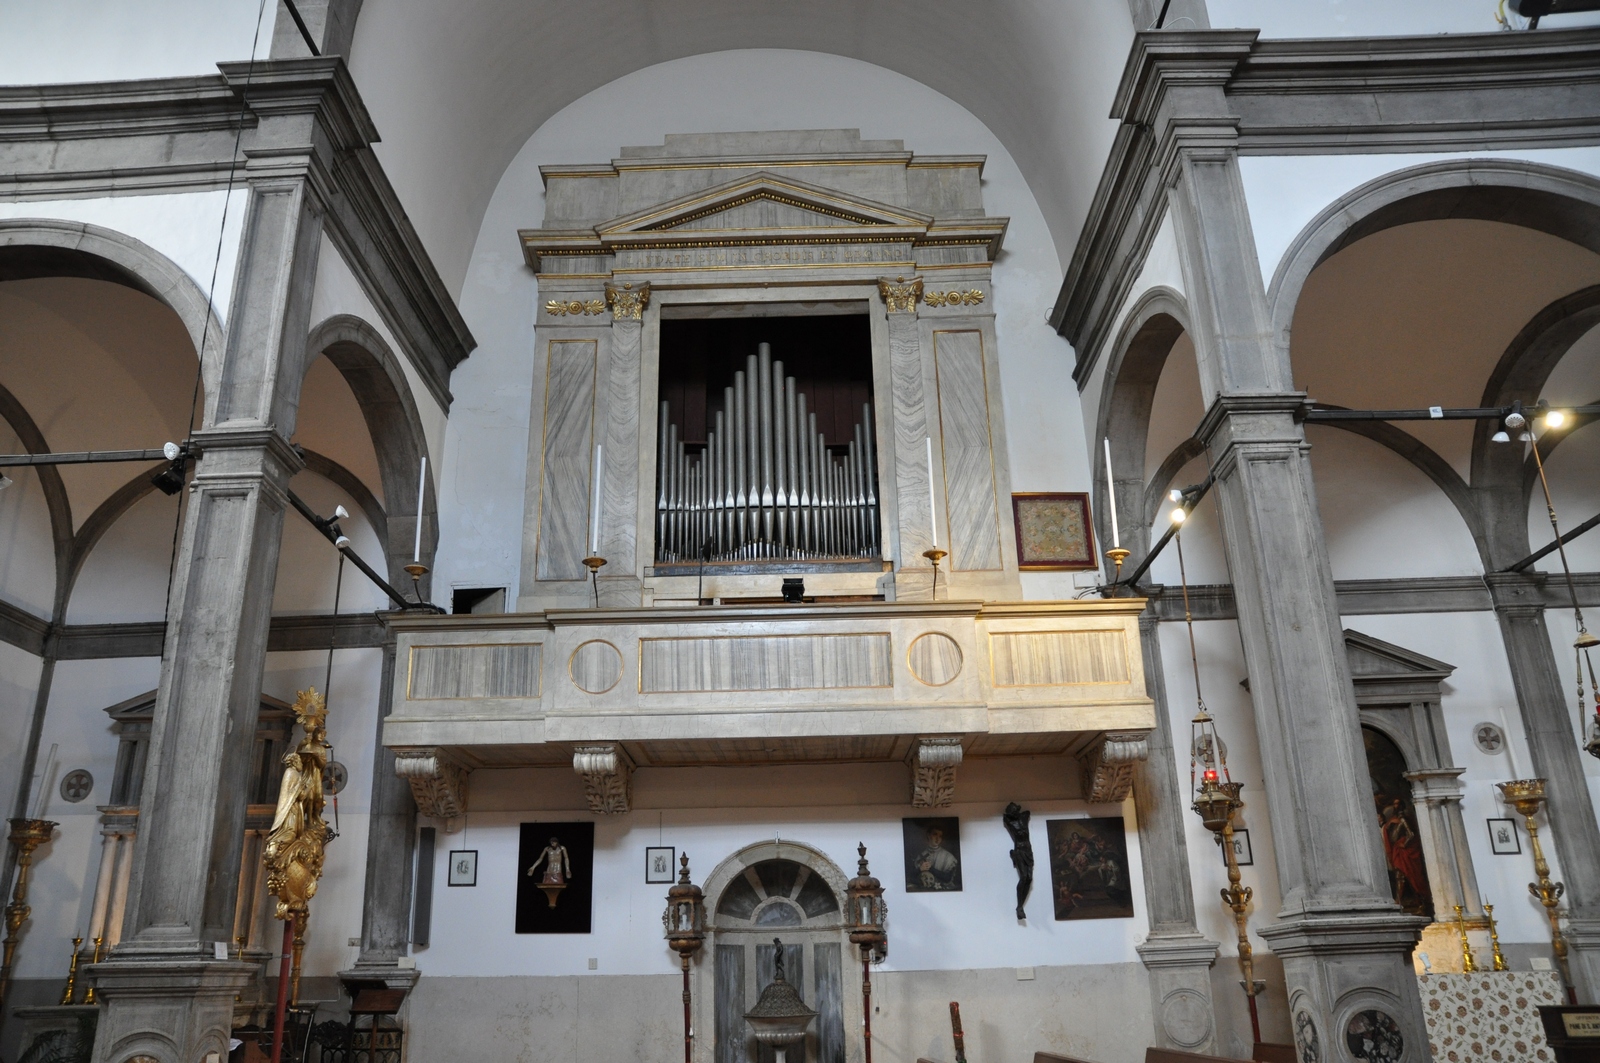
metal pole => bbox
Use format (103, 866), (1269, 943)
(269, 919), (292, 1063)
(862, 950), (873, 1063)
(682, 955), (693, 1063)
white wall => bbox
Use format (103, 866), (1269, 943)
(0, 419), (57, 619)
(437, 49), (1087, 606)
(1207, 0), (1600, 37)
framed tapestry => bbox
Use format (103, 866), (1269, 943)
(1012, 493), (1096, 570)
(902, 817), (962, 892)
(1046, 817), (1133, 920)
(515, 821), (595, 934)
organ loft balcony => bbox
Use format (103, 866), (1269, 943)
(382, 597), (1156, 816)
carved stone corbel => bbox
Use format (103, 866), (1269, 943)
(574, 743), (635, 815)
(605, 281), (650, 321)
(1079, 731), (1151, 803)
(909, 736), (964, 808)
(393, 748), (470, 820)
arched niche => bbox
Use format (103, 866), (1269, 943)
(704, 840), (853, 1063)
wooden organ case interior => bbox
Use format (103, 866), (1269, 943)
(654, 314), (882, 573)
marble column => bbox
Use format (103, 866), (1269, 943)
(1170, 142), (1426, 1055)
(342, 622), (420, 993)
(88, 170), (324, 1063)
(880, 277), (938, 598)
(1133, 611), (1222, 1052)
(1485, 575), (1600, 1001)
(599, 284), (645, 605)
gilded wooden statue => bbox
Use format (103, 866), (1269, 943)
(264, 688), (333, 1003)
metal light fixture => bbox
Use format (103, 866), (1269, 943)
(1173, 508), (1264, 1043)
(847, 843), (887, 1063)
(663, 853), (706, 1063)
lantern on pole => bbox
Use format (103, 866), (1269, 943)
(663, 853), (706, 1063)
(847, 843), (887, 1063)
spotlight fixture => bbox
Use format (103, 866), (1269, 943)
(1491, 431), (1511, 443)
(1543, 410), (1568, 429)
(1170, 508), (1187, 524)
(162, 441), (181, 461)
(0, 473), (12, 492)
(1505, 411), (1527, 430)
(150, 460), (187, 496)
(333, 505), (349, 520)
(1168, 487), (1184, 502)
(334, 535), (352, 549)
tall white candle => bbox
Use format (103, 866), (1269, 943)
(412, 456), (427, 563)
(925, 437), (938, 549)
(590, 444), (604, 555)
(30, 743), (57, 819)
(1103, 437), (1120, 549)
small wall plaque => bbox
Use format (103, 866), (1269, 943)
(1488, 817), (1521, 855)
(1221, 828), (1253, 867)
(645, 846), (676, 884)
(448, 849), (478, 887)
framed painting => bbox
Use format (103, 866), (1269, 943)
(645, 845), (676, 884)
(515, 821), (595, 933)
(1012, 493), (1096, 570)
(901, 817), (962, 892)
(1487, 817), (1520, 855)
(1220, 828), (1253, 867)
(447, 849), (478, 887)
(1046, 817), (1133, 920)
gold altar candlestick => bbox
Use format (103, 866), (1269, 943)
(1453, 905), (1478, 972)
(83, 935), (103, 1004)
(1485, 903), (1508, 971)
(1105, 547), (1130, 593)
(922, 548), (947, 600)
(583, 555), (606, 608)
(59, 935), (83, 1005)
(0, 817), (58, 1017)
(1498, 779), (1574, 1002)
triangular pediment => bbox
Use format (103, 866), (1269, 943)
(1343, 629), (1455, 680)
(599, 171), (932, 237)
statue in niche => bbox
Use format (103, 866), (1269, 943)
(527, 835), (573, 908)
(1004, 802), (1033, 920)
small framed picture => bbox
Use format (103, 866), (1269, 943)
(1221, 829), (1253, 867)
(1488, 818), (1521, 855)
(645, 846), (676, 884)
(1012, 493), (1097, 570)
(447, 849), (478, 887)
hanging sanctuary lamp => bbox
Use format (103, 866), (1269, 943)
(1171, 499), (1265, 1044)
(663, 853), (706, 1063)
(847, 843), (888, 1063)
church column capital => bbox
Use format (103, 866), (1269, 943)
(909, 736), (963, 807)
(573, 743), (635, 814)
(605, 281), (650, 321)
(877, 276), (923, 314)
(393, 747), (469, 820)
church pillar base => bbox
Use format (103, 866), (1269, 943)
(1137, 931), (1221, 1053)
(87, 958), (254, 1063)
(1259, 912), (1427, 1061)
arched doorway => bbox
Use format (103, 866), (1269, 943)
(706, 843), (851, 1063)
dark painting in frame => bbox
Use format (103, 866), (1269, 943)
(902, 817), (962, 892)
(1012, 492), (1096, 570)
(1046, 817), (1134, 920)
(515, 821), (595, 934)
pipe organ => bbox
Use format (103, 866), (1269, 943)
(655, 342), (880, 563)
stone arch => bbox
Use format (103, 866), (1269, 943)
(702, 840), (854, 1063)
(1093, 286), (1193, 567)
(0, 217), (225, 418)
(303, 314), (435, 587)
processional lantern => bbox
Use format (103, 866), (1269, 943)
(1171, 501), (1265, 1044)
(846, 843), (887, 1063)
(663, 854), (706, 1063)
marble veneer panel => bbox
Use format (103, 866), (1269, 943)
(408, 643), (544, 699)
(933, 329), (1002, 571)
(989, 630), (1130, 687)
(536, 339), (598, 581)
(638, 633), (893, 693)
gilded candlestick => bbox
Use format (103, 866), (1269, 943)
(59, 936), (83, 1005)
(83, 935), (103, 1004)
(1484, 903), (1508, 971)
(0, 817), (58, 1017)
(1498, 779), (1573, 1000)
(1453, 905), (1477, 973)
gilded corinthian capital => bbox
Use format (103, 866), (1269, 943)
(878, 276), (923, 314)
(605, 281), (650, 321)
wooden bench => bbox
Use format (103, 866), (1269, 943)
(1252, 1044), (1296, 1063)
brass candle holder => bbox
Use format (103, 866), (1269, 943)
(59, 935), (83, 1005)
(1485, 902), (1509, 972)
(82, 935), (103, 1005)
(0, 818), (57, 1017)
(1498, 778), (1574, 1001)
(403, 561), (429, 605)
(583, 555), (607, 608)
(1105, 547), (1130, 590)
(1453, 905), (1478, 973)
(922, 548), (947, 600)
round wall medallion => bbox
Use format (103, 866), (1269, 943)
(59, 768), (93, 803)
(1345, 1009), (1402, 1062)
(1473, 721), (1507, 755)
(907, 632), (963, 686)
(570, 639), (624, 694)
(322, 761), (348, 795)
(1159, 988), (1212, 1049)
(1294, 1010), (1321, 1063)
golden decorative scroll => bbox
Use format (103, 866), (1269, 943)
(923, 289), (985, 307)
(544, 298), (607, 316)
(605, 282), (650, 321)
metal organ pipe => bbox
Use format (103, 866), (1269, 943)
(654, 347), (880, 563)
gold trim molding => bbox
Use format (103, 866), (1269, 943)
(545, 298), (606, 316)
(924, 289), (985, 307)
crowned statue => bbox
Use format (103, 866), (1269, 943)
(264, 688), (334, 1002)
